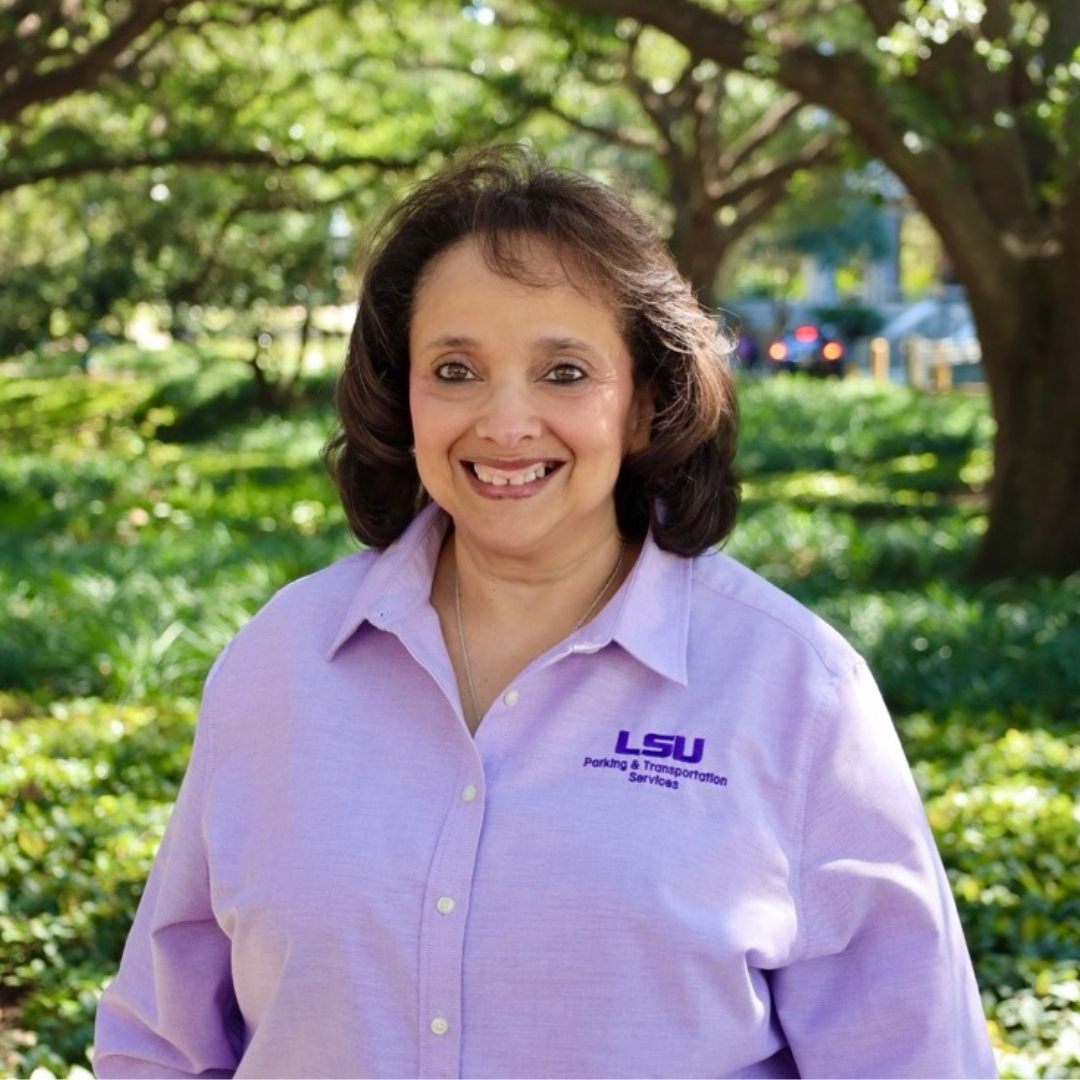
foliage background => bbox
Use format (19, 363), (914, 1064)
(1, 351), (1077, 1077)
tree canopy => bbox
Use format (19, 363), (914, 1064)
(0, 1), (523, 350)
(0, 0), (845, 340)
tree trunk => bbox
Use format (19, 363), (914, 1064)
(287, 305), (314, 393)
(669, 205), (728, 305)
(247, 329), (277, 410)
(972, 265), (1080, 576)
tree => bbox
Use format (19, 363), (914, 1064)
(440, 5), (844, 301)
(551, 0), (1080, 579)
(607, 26), (842, 300)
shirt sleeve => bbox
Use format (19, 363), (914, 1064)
(94, 671), (242, 1079)
(770, 661), (997, 1079)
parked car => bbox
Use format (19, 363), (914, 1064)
(766, 321), (846, 377)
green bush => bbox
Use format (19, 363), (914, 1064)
(0, 698), (194, 1074)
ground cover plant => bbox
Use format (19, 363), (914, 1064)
(1, 351), (1077, 1077)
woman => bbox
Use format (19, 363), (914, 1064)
(95, 147), (996, 1078)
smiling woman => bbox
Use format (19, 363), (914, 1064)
(93, 147), (996, 1080)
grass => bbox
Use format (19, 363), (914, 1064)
(1, 351), (1077, 1077)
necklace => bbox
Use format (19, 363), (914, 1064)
(453, 538), (627, 728)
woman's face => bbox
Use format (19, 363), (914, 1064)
(408, 237), (653, 563)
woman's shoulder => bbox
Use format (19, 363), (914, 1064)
(263, 547), (378, 623)
(687, 548), (861, 679)
(209, 548), (381, 675)
(206, 506), (447, 687)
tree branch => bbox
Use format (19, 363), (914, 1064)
(0, 146), (424, 197)
(0, 0), (198, 125)
(402, 55), (656, 153)
(729, 180), (794, 238)
(531, 94), (655, 151)
(692, 72), (724, 190)
(714, 133), (839, 211)
(720, 90), (806, 174)
(624, 64), (676, 141)
(981, 0), (1013, 40)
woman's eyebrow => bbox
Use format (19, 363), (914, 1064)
(533, 335), (602, 357)
(421, 333), (480, 351)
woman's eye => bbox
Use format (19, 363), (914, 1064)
(545, 363), (586, 384)
(434, 361), (474, 382)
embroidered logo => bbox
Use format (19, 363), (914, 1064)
(581, 730), (728, 792)
(614, 729), (704, 763)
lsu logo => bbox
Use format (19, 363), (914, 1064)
(614, 729), (705, 764)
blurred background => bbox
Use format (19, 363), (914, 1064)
(2, 2), (1078, 1077)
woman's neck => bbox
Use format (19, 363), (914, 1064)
(449, 526), (628, 618)
(430, 523), (638, 732)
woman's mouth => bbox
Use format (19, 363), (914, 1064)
(467, 461), (560, 487)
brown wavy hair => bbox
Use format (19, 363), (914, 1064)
(323, 145), (740, 556)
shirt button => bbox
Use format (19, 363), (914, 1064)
(436, 896), (456, 915)
(503, 688), (520, 706)
(430, 1016), (449, 1036)
(461, 784), (479, 802)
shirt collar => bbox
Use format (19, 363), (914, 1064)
(580, 530), (691, 687)
(326, 502), (448, 659)
(327, 502), (692, 686)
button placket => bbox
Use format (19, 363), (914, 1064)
(417, 768), (485, 1079)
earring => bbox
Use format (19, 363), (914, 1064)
(408, 446), (416, 457)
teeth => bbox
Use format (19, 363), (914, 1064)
(472, 462), (551, 486)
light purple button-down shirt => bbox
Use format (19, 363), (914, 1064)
(94, 503), (996, 1079)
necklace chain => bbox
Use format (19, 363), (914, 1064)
(454, 539), (627, 728)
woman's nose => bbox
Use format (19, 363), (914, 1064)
(474, 382), (543, 446)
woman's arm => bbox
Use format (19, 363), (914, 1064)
(94, 692), (242, 1079)
(771, 661), (997, 1079)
